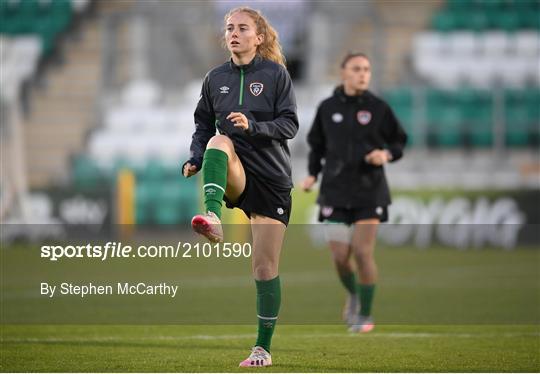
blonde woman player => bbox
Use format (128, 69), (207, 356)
(182, 7), (298, 367)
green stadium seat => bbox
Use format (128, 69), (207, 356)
(520, 10), (540, 29)
(458, 89), (494, 146)
(383, 87), (413, 107)
(50, 0), (72, 31)
(447, 0), (473, 11)
(154, 181), (192, 225)
(505, 89), (540, 119)
(398, 114), (417, 146)
(112, 158), (135, 173)
(392, 105), (413, 126)
(135, 182), (153, 225)
(467, 120), (493, 146)
(135, 177), (199, 225)
(504, 88), (539, 147)
(432, 11), (460, 31)
(464, 11), (490, 31)
(433, 107), (463, 147)
(72, 154), (106, 191)
(31, 18), (59, 55)
(507, 0), (540, 11)
(505, 106), (532, 146)
(459, 89), (493, 121)
(0, 0), (73, 56)
(428, 0), (538, 31)
(18, 0), (41, 17)
(474, 0), (506, 11)
(140, 159), (170, 181)
(490, 10), (521, 31)
(382, 87), (416, 144)
(0, 0), (7, 16)
(426, 89), (451, 122)
(153, 204), (183, 225)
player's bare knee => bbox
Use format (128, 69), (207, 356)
(253, 264), (277, 280)
(332, 252), (349, 269)
(207, 135), (234, 157)
(354, 249), (373, 265)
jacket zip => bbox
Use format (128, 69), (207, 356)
(347, 106), (355, 163)
(239, 68), (244, 106)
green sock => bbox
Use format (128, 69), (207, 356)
(202, 148), (228, 219)
(339, 271), (357, 295)
(255, 276), (281, 352)
(358, 284), (375, 317)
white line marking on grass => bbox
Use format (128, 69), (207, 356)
(2, 331), (539, 344)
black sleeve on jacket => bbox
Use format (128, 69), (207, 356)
(381, 104), (407, 162)
(246, 67), (299, 140)
(307, 105), (326, 178)
(187, 74), (216, 170)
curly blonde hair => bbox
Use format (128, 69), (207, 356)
(223, 7), (286, 67)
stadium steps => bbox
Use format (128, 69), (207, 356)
(106, 19), (132, 89)
(21, 0), (134, 188)
(376, 0), (443, 86)
(331, 22), (375, 82)
(323, 1), (442, 87)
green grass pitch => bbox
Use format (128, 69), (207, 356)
(1, 187), (538, 371)
(2, 239), (539, 372)
(1, 324), (539, 372)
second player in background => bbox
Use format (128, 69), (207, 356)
(302, 52), (407, 333)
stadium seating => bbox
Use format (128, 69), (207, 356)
(432, 0), (540, 32)
(71, 154), (106, 190)
(383, 87), (539, 148)
(415, 0), (540, 88)
(504, 88), (540, 146)
(74, 79), (199, 225)
(135, 173), (198, 225)
(413, 31), (540, 88)
(405, 0), (540, 148)
(0, 0), (77, 56)
(381, 87), (416, 145)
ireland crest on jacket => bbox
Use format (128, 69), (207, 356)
(357, 110), (371, 125)
(249, 82), (264, 96)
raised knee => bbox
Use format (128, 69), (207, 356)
(207, 135), (234, 153)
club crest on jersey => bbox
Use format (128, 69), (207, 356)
(357, 110), (372, 125)
(249, 82), (264, 96)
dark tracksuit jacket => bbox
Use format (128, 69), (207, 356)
(186, 55), (299, 189)
(307, 86), (407, 208)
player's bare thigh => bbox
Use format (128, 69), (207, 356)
(351, 218), (379, 254)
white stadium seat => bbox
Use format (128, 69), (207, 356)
(513, 31), (540, 58)
(121, 79), (162, 108)
(413, 31), (540, 89)
(448, 32), (478, 56)
(413, 32), (447, 56)
(89, 78), (195, 168)
(479, 32), (510, 57)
